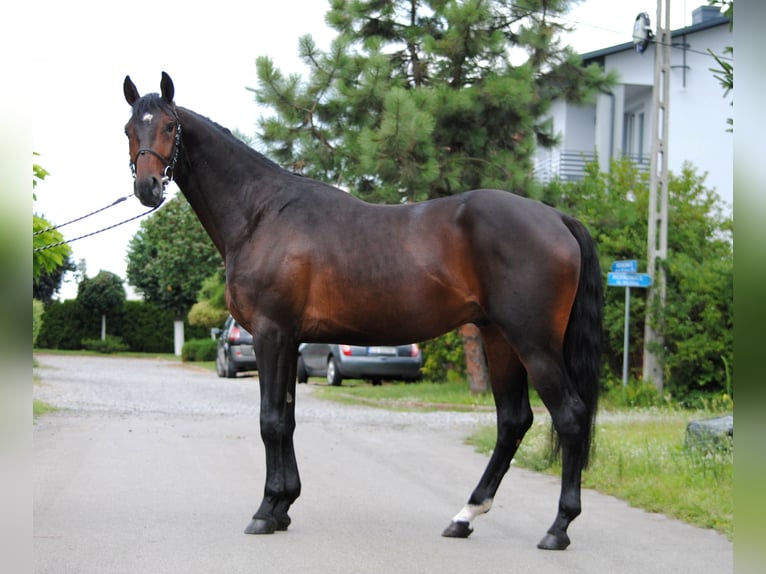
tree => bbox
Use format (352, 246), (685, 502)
(33, 155), (72, 286)
(251, 0), (615, 390)
(543, 158), (733, 404)
(126, 194), (222, 354)
(254, 0), (614, 203)
(707, 0), (733, 131)
(34, 256), (76, 304)
(77, 270), (126, 340)
(187, 269), (229, 331)
(33, 299), (45, 347)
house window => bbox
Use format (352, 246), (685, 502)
(623, 113), (635, 156)
(623, 111), (645, 163)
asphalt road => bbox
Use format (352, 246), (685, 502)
(33, 354), (733, 574)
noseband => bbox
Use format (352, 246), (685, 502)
(129, 114), (183, 190)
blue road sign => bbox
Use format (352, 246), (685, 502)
(607, 272), (653, 288)
(612, 259), (638, 273)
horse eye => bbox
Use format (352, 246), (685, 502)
(165, 122), (175, 134)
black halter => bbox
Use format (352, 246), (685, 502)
(129, 115), (183, 190)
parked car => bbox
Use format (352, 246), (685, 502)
(297, 343), (422, 386)
(212, 315), (258, 378)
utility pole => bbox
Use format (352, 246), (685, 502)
(642, 0), (671, 395)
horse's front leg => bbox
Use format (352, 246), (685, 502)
(244, 332), (300, 535)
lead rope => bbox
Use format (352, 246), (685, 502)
(36, 109), (182, 253)
(33, 196), (162, 253)
(34, 195), (130, 236)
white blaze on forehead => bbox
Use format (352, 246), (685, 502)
(142, 113), (154, 123)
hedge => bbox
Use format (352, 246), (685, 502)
(181, 338), (218, 362)
(36, 299), (209, 353)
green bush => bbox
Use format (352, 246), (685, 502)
(81, 336), (129, 353)
(182, 338), (217, 362)
(602, 377), (666, 408)
(545, 158), (732, 405)
(419, 330), (466, 382)
(118, 300), (176, 353)
(36, 299), (99, 350)
(33, 299), (45, 347)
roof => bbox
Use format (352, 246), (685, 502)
(580, 14), (730, 63)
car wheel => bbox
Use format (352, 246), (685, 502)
(216, 349), (226, 378)
(297, 356), (308, 384)
(326, 356), (342, 386)
(226, 359), (237, 379)
(224, 352), (238, 379)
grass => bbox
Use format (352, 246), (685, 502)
(33, 399), (58, 419)
(467, 410), (733, 539)
(316, 379), (732, 539)
(313, 378), (545, 410)
(33, 358), (59, 420)
(34, 348), (179, 360)
(313, 379), (496, 410)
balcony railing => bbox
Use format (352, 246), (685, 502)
(534, 149), (650, 183)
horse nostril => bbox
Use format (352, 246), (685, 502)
(133, 176), (164, 207)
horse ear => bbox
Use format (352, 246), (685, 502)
(124, 75), (140, 106)
(160, 72), (175, 104)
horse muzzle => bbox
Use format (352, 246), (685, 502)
(134, 175), (166, 208)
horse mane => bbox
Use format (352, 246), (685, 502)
(177, 106), (295, 176)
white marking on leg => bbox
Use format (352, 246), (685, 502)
(142, 113), (154, 123)
(452, 498), (493, 525)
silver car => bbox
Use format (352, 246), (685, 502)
(213, 315), (258, 378)
(297, 343), (423, 386)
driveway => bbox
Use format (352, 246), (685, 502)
(33, 354), (732, 573)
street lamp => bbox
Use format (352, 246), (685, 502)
(632, 12), (654, 54)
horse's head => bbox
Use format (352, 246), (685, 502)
(123, 72), (181, 207)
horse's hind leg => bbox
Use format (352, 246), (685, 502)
(524, 350), (591, 550)
(443, 326), (533, 538)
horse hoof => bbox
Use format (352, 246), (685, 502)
(275, 515), (291, 531)
(442, 520), (473, 538)
(244, 517), (277, 535)
(537, 531), (570, 550)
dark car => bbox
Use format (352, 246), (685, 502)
(297, 343), (422, 386)
(213, 315), (258, 378)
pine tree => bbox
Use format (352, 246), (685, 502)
(252, 0), (614, 202)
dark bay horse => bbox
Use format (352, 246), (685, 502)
(123, 72), (603, 550)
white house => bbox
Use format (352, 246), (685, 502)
(534, 5), (732, 209)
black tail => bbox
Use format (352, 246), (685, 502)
(560, 214), (604, 468)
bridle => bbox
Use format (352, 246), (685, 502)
(129, 111), (183, 191)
